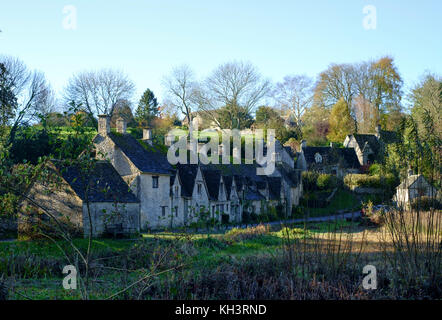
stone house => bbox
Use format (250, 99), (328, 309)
(296, 140), (360, 178)
(395, 170), (438, 207)
(343, 125), (398, 166)
(89, 115), (304, 229)
(93, 115), (173, 230)
(201, 169), (230, 223)
(22, 160), (140, 238)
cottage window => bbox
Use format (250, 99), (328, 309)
(197, 183), (202, 195)
(152, 176), (159, 188)
(175, 206), (178, 217)
(175, 186), (179, 197)
(314, 153), (323, 163)
(161, 206), (167, 217)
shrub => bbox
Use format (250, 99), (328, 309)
(225, 224), (270, 242)
(302, 171), (319, 191)
(316, 174), (337, 190)
(368, 164), (383, 175)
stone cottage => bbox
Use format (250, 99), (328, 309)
(22, 160), (140, 238)
(343, 125), (398, 166)
(395, 170), (438, 207)
(296, 140), (360, 178)
(93, 115), (173, 230)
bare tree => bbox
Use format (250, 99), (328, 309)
(313, 63), (357, 109)
(64, 69), (135, 124)
(0, 56), (53, 144)
(273, 75), (313, 123)
(162, 64), (199, 127)
(198, 61), (271, 129)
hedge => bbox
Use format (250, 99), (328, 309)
(344, 174), (396, 189)
(302, 172), (338, 191)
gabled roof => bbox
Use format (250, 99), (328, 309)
(97, 132), (172, 175)
(202, 163), (267, 185)
(397, 174), (430, 189)
(267, 177), (282, 200)
(277, 163), (301, 187)
(352, 134), (381, 154)
(379, 130), (399, 144)
(201, 169), (221, 201)
(176, 164), (198, 197)
(302, 146), (360, 169)
(284, 146), (296, 158)
(52, 160), (139, 203)
(223, 175), (233, 199)
(244, 188), (266, 201)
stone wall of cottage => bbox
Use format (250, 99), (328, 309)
(82, 202), (140, 238)
(170, 178), (187, 228)
(189, 169), (210, 223)
(138, 174), (171, 229)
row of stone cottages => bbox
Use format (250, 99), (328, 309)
(22, 116), (432, 237)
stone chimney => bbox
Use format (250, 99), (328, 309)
(116, 117), (126, 134)
(142, 128), (153, 145)
(300, 140), (307, 151)
(98, 115), (110, 136)
(375, 124), (381, 138)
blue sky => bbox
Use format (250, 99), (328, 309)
(1, 0), (441, 105)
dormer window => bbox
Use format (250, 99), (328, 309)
(197, 183), (202, 195)
(314, 153), (323, 164)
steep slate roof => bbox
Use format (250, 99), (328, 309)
(244, 188), (266, 201)
(379, 130), (399, 144)
(223, 175), (233, 199)
(202, 163), (267, 185)
(176, 164), (199, 197)
(277, 163), (301, 187)
(284, 146), (296, 158)
(201, 169), (221, 201)
(105, 132), (172, 175)
(267, 177), (282, 200)
(352, 134), (381, 154)
(302, 146), (360, 169)
(52, 160), (139, 203)
(397, 174), (432, 189)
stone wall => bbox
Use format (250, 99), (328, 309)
(139, 174), (171, 229)
(82, 202), (140, 238)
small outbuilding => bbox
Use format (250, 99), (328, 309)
(22, 160), (140, 238)
(395, 171), (438, 207)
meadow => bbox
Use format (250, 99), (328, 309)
(1, 209), (440, 300)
